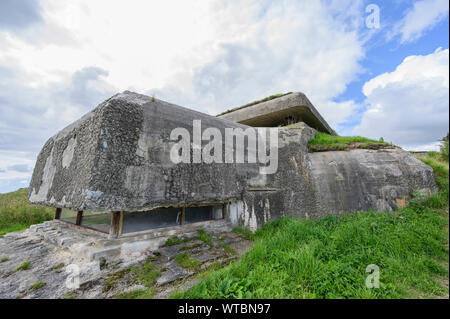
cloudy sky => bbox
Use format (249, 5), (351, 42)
(0, 0), (448, 193)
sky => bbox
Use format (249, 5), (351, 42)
(0, 0), (448, 193)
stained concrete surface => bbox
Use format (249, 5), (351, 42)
(0, 220), (249, 299)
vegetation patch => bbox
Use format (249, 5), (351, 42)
(63, 291), (78, 299)
(197, 229), (212, 246)
(52, 263), (65, 271)
(115, 288), (156, 299)
(221, 243), (237, 255)
(175, 253), (201, 270)
(31, 281), (46, 290)
(232, 227), (254, 241)
(165, 236), (191, 247)
(308, 132), (394, 152)
(0, 188), (53, 236)
(16, 261), (31, 271)
(217, 92), (293, 117)
(174, 142), (449, 299)
(129, 259), (160, 288)
(0, 257), (9, 263)
(180, 243), (203, 251)
(113, 257), (161, 299)
(103, 269), (128, 293)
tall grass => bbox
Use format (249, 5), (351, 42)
(173, 149), (449, 299)
(308, 132), (392, 152)
(0, 188), (53, 236)
(440, 133), (449, 162)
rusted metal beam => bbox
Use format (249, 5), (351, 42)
(180, 207), (185, 226)
(109, 211), (123, 238)
(118, 212), (124, 236)
(76, 211), (83, 225)
(54, 208), (62, 220)
(222, 203), (227, 219)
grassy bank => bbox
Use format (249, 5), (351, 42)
(173, 150), (449, 299)
(308, 132), (393, 152)
(0, 188), (53, 236)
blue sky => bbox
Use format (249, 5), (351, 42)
(0, 0), (449, 193)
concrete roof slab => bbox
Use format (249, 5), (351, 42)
(217, 92), (336, 135)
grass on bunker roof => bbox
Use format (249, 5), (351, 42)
(307, 131), (394, 152)
(172, 143), (449, 299)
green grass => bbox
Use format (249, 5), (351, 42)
(232, 227), (255, 241)
(112, 257), (161, 299)
(63, 292), (78, 299)
(217, 92), (293, 117)
(16, 261), (31, 271)
(0, 257), (9, 263)
(308, 132), (393, 152)
(129, 259), (161, 287)
(417, 148), (449, 211)
(115, 288), (156, 299)
(174, 253), (201, 270)
(197, 229), (212, 246)
(0, 188), (53, 236)
(439, 133), (449, 162)
(165, 236), (191, 246)
(31, 281), (46, 290)
(221, 243), (237, 255)
(173, 149), (449, 299)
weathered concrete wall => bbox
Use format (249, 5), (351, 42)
(29, 107), (104, 209)
(307, 149), (436, 215)
(236, 125), (437, 229)
(29, 91), (260, 212)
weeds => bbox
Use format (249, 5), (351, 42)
(308, 132), (393, 152)
(174, 253), (201, 270)
(0, 188), (53, 236)
(31, 281), (46, 290)
(197, 229), (212, 246)
(16, 261), (31, 271)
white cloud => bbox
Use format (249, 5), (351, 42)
(354, 48), (449, 150)
(146, 0), (365, 128)
(0, 150), (35, 180)
(390, 0), (449, 43)
(0, 0), (368, 191)
(0, 0), (365, 118)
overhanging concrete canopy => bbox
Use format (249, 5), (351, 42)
(217, 92), (337, 135)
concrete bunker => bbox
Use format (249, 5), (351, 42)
(28, 91), (436, 246)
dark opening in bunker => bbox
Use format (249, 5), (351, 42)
(121, 204), (224, 234)
(55, 203), (226, 237)
(59, 208), (111, 233)
(81, 211), (111, 233)
(122, 207), (181, 234)
(60, 208), (77, 224)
